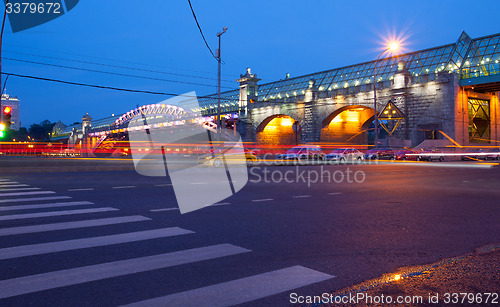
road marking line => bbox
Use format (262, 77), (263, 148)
(328, 192), (342, 195)
(0, 201), (93, 212)
(154, 184), (172, 187)
(0, 207), (118, 221)
(68, 188), (95, 191)
(0, 244), (250, 300)
(0, 196), (71, 204)
(212, 202), (231, 206)
(112, 186), (136, 189)
(0, 191), (55, 197)
(0, 184), (29, 188)
(0, 228), (194, 261)
(150, 208), (179, 212)
(150, 202), (230, 212)
(190, 182), (208, 185)
(292, 195), (311, 198)
(0, 188), (41, 192)
(0, 181), (19, 185)
(123, 266), (334, 307)
(251, 198), (274, 202)
(0, 216), (151, 237)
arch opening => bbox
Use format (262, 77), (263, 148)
(256, 115), (300, 146)
(320, 106), (376, 145)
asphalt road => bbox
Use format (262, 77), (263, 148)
(0, 160), (499, 306)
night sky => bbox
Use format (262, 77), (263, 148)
(3, 0), (500, 126)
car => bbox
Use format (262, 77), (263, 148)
(325, 148), (364, 164)
(198, 148), (258, 167)
(461, 148), (486, 161)
(417, 148), (445, 162)
(486, 148), (500, 160)
(363, 148), (395, 160)
(394, 149), (418, 161)
(276, 145), (324, 164)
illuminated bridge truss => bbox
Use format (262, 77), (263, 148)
(198, 31), (500, 114)
(113, 104), (191, 127)
(88, 104), (212, 137)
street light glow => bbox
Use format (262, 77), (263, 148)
(390, 42), (399, 50)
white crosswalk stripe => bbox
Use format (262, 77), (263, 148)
(0, 191), (55, 197)
(0, 244), (250, 300)
(0, 207), (118, 221)
(0, 228), (194, 260)
(0, 201), (93, 212)
(123, 266), (334, 307)
(0, 187), (41, 192)
(0, 196), (71, 204)
(0, 184), (29, 188)
(0, 216), (151, 236)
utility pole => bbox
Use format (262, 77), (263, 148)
(0, 0), (8, 98)
(216, 27), (227, 136)
(0, 0), (9, 146)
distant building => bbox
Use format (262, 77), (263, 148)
(1, 94), (21, 131)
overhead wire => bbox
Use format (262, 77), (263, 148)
(4, 57), (235, 89)
(3, 72), (236, 101)
(3, 42), (219, 76)
(187, 0), (217, 60)
(3, 50), (235, 83)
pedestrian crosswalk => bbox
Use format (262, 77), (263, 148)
(0, 178), (334, 306)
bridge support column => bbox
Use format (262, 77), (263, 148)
(237, 68), (260, 142)
(301, 79), (320, 143)
(81, 113), (92, 157)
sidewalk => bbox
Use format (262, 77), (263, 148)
(311, 244), (500, 306)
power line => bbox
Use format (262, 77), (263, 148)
(3, 72), (236, 101)
(187, 0), (217, 60)
(3, 42), (219, 76)
(3, 50), (235, 83)
(4, 57), (235, 89)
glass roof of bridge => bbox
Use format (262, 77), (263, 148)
(197, 31), (500, 110)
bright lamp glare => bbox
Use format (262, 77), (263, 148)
(390, 42), (398, 50)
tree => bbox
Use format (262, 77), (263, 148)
(28, 120), (56, 141)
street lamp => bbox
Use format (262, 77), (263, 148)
(373, 42), (398, 148)
(216, 27), (228, 135)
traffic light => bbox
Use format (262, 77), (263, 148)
(0, 123), (4, 138)
(2, 106), (12, 130)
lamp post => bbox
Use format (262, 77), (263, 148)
(373, 43), (397, 148)
(216, 27), (227, 135)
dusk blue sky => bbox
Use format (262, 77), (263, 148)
(3, 0), (500, 126)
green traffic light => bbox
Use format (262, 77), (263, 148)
(0, 123), (5, 131)
(0, 131), (4, 138)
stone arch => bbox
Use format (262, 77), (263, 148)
(256, 114), (301, 146)
(320, 105), (376, 144)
